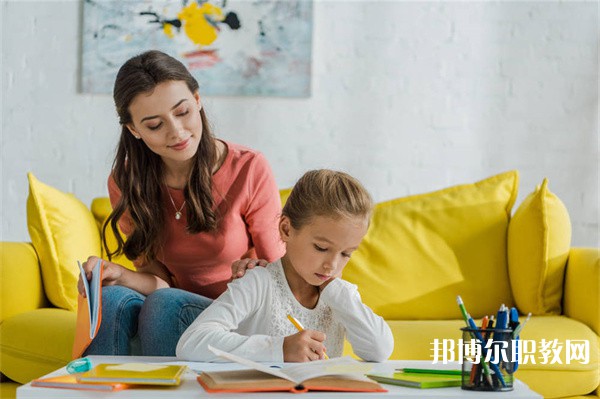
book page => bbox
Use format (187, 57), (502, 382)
(208, 346), (293, 382)
(78, 259), (102, 338)
(89, 259), (102, 335)
(281, 357), (372, 383)
(77, 261), (92, 337)
(208, 345), (372, 385)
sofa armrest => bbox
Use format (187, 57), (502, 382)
(563, 247), (600, 335)
(0, 242), (49, 322)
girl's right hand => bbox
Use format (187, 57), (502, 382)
(283, 330), (327, 362)
(77, 256), (124, 297)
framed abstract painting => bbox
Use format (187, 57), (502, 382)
(82, 0), (313, 97)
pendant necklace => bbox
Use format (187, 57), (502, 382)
(166, 187), (186, 220)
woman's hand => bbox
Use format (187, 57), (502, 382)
(77, 256), (124, 297)
(283, 330), (327, 362)
(230, 258), (268, 280)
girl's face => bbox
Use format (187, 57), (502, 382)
(280, 214), (369, 287)
(126, 80), (203, 168)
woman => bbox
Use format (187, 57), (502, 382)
(78, 50), (284, 356)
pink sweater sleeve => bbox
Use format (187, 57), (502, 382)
(244, 153), (286, 262)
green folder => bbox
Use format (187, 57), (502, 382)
(366, 372), (462, 389)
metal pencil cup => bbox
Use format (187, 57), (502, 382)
(460, 327), (515, 391)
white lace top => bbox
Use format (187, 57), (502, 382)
(176, 259), (393, 362)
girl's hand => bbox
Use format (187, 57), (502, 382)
(77, 256), (124, 297)
(230, 258), (268, 280)
(283, 330), (327, 362)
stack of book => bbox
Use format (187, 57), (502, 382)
(32, 363), (188, 392)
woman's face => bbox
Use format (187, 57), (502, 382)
(126, 80), (203, 167)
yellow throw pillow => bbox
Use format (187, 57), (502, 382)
(342, 171), (519, 319)
(279, 188), (292, 206)
(508, 178), (571, 315)
(26, 173), (101, 311)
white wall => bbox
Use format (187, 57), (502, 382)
(2, 1), (598, 247)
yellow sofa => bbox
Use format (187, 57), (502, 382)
(1, 171), (598, 398)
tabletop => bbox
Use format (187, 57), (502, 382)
(17, 356), (542, 399)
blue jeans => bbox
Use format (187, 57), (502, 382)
(84, 286), (213, 356)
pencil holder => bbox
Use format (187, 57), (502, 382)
(460, 327), (515, 391)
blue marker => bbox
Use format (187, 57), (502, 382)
(495, 304), (509, 330)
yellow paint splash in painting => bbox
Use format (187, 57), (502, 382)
(163, 23), (175, 39)
(177, 2), (224, 46)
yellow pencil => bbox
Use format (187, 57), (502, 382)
(286, 314), (304, 331)
(286, 314), (329, 359)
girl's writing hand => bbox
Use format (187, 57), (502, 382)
(77, 256), (124, 297)
(230, 258), (268, 280)
(283, 330), (327, 362)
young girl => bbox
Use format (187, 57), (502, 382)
(176, 169), (394, 362)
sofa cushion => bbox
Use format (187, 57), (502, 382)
(0, 381), (19, 399)
(26, 173), (101, 311)
(508, 179), (571, 315)
(342, 171), (519, 319)
(0, 308), (75, 383)
(0, 242), (47, 322)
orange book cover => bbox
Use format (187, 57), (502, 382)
(72, 259), (103, 359)
(32, 374), (128, 392)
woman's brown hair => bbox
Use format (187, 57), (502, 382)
(104, 50), (218, 263)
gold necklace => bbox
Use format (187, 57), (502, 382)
(166, 187), (186, 220)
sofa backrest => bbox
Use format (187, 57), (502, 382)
(342, 171), (519, 320)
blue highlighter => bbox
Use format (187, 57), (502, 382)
(66, 357), (92, 374)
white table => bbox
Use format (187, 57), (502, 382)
(17, 356), (542, 398)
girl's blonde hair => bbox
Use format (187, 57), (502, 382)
(282, 169), (373, 229)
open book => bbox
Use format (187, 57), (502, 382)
(72, 259), (103, 359)
(197, 345), (386, 393)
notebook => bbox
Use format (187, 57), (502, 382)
(72, 259), (103, 359)
(366, 371), (462, 388)
(197, 345), (386, 394)
(78, 363), (188, 386)
(31, 374), (128, 391)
